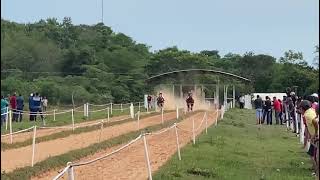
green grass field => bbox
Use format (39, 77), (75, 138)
(153, 108), (314, 180)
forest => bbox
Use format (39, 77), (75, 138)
(1, 17), (319, 105)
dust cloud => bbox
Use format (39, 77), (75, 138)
(154, 87), (214, 111)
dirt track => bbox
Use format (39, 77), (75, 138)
(1, 114), (132, 144)
(1, 111), (177, 172)
(32, 111), (218, 180)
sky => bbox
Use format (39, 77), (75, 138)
(1, 0), (319, 65)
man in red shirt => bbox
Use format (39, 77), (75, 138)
(273, 97), (281, 125)
(10, 93), (17, 122)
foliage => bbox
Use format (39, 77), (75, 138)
(1, 18), (318, 104)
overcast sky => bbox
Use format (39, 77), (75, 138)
(2, 0), (319, 65)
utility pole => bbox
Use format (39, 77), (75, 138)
(101, 0), (104, 23)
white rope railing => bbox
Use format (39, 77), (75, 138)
(1, 126), (34, 137)
(51, 110), (219, 180)
(71, 134), (143, 167)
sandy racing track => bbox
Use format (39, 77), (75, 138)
(1, 111), (178, 172)
(31, 110), (219, 180)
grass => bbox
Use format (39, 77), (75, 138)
(1, 110), (168, 150)
(153, 108), (314, 180)
(1, 103), (150, 134)
(1, 110), (201, 180)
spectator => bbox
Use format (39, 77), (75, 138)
(296, 97), (303, 134)
(300, 100), (319, 177)
(239, 95), (245, 109)
(29, 93), (35, 121)
(288, 97), (296, 132)
(273, 97), (281, 125)
(33, 93), (43, 121)
(16, 94), (24, 122)
(263, 96), (272, 125)
(278, 99), (284, 125)
(1, 95), (9, 127)
(254, 95), (263, 124)
(147, 95), (152, 110)
(10, 93), (17, 122)
(42, 96), (48, 112)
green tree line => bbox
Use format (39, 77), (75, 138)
(1, 18), (318, 104)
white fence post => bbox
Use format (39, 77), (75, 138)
(295, 111), (298, 134)
(130, 103), (134, 119)
(174, 124), (181, 160)
(110, 103), (113, 115)
(215, 110), (218, 126)
(84, 104), (86, 117)
(137, 111), (140, 129)
(86, 103), (89, 117)
(161, 108), (164, 124)
(71, 109), (75, 131)
(67, 162), (75, 180)
(205, 112), (208, 134)
(300, 116), (305, 144)
(138, 102), (141, 112)
(192, 118), (195, 145)
(5, 107), (9, 131)
(53, 109), (56, 121)
(31, 125), (37, 167)
(142, 134), (153, 180)
(107, 107), (110, 122)
(9, 110), (13, 144)
(176, 107), (179, 120)
(99, 120), (104, 142)
(121, 104), (123, 112)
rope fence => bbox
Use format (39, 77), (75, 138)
(52, 104), (228, 180)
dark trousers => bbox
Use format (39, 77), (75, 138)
(275, 111), (280, 124)
(12, 109), (18, 122)
(17, 108), (23, 122)
(34, 108), (44, 121)
(239, 102), (244, 109)
(263, 109), (272, 125)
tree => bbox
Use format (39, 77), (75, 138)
(313, 45), (319, 68)
(279, 50), (307, 66)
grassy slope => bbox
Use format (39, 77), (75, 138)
(153, 108), (313, 180)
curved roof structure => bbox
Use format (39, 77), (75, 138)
(146, 69), (251, 82)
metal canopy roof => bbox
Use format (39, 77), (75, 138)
(145, 69), (251, 82)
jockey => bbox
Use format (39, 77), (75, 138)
(186, 92), (194, 112)
(157, 93), (165, 109)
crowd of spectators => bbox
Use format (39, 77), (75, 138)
(253, 88), (319, 177)
(1, 92), (48, 126)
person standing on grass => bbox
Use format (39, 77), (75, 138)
(300, 100), (319, 177)
(273, 97), (281, 125)
(42, 96), (48, 112)
(33, 93), (44, 121)
(254, 95), (263, 124)
(29, 93), (35, 121)
(1, 95), (9, 127)
(16, 94), (24, 122)
(10, 93), (17, 122)
(147, 95), (152, 110)
(263, 96), (272, 125)
(239, 95), (245, 109)
(278, 99), (284, 125)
